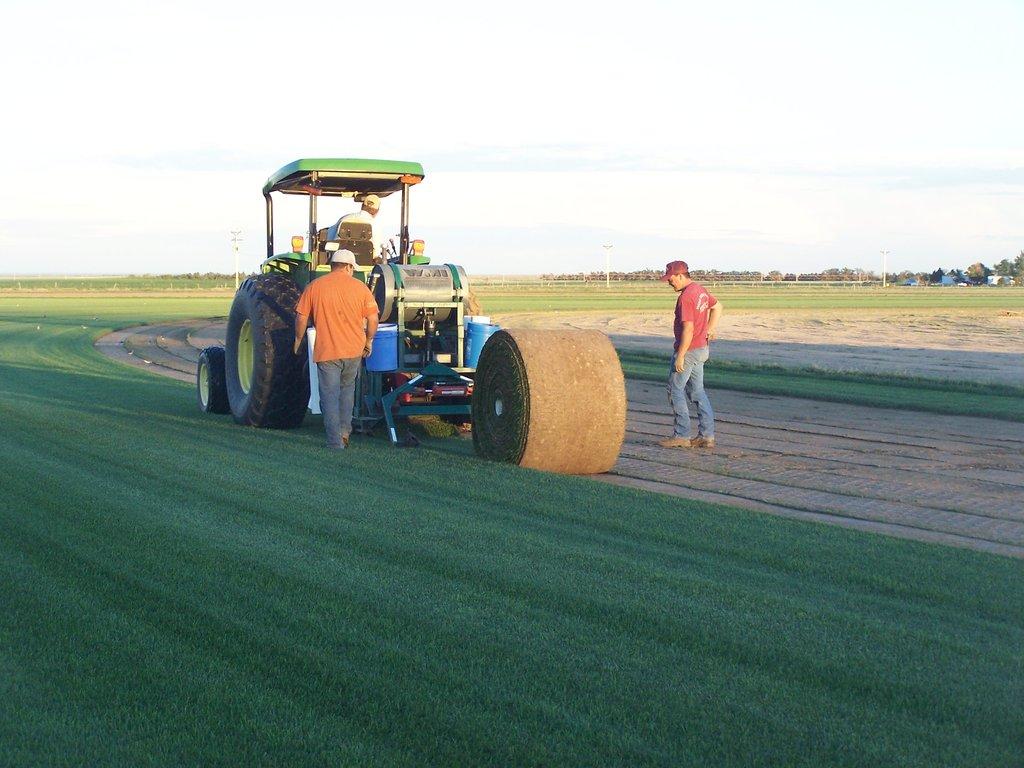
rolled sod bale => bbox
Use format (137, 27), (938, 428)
(472, 329), (626, 474)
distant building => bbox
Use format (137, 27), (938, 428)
(988, 275), (1012, 286)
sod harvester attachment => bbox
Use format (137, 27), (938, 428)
(195, 158), (626, 474)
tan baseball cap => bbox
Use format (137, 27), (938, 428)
(362, 194), (381, 210)
(330, 249), (357, 266)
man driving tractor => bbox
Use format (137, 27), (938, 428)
(336, 193), (384, 261)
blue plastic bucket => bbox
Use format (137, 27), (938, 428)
(365, 324), (399, 372)
(465, 322), (500, 368)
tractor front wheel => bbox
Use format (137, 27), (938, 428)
(225, 274), (309, 428)
(196, 346), (230, 414)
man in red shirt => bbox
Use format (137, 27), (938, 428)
(293, 250), (379, 449)
(658, 260), (723, 449)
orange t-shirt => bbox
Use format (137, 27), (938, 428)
(295, 271), (379, 362)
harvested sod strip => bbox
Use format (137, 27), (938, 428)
(1, 297), (1023, 767)
(619, 350), (1024, 423)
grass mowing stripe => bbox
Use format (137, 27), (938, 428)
(7, 283), (1024, 312)
(1, 297), (1023, 766)
(618, 350), (1024, 422)
(473, 284), (1024, 313)
(698, 358), (1024, 397)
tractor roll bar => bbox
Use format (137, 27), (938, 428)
(308, 172), (318, 265)
(400, 182), (410, 262)
(264, 175), (415, 263)
(264, 193), (273, 260)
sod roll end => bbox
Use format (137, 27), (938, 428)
(472, 329), (626, 474)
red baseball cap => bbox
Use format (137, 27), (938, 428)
(659, 260), (689, 281)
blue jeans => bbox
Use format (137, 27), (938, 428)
(668, 346), (714, 439)
(317, 358), (361, 448)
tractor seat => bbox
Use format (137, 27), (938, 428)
(325, 219), (375, 266)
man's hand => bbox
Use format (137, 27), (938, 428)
(707, 328), (716, 341)
(362, 338), (373, 358)
(673, 354), (686, 373)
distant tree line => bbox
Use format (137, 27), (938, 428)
(541, 250), (1024, 286)
(147, 272), (243, 280)
(913, 251), (1024, 286)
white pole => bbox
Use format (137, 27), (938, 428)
(231, 230), (243, 291)
(602, 244), (613, 288)
(880, 249), (889, 288)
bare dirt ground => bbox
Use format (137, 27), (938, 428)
(97, 318), (1024, 558)
(509, 309), (1024, 385)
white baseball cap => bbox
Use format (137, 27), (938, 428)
(330, 249), (357, 266)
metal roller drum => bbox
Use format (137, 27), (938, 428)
(472, 329), (626, 475)
(371, 263), (471, 326)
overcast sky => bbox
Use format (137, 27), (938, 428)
(1, 0), (1021, 275)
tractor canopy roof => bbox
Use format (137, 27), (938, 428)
(263, 158), (425, 197)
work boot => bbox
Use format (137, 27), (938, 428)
(694, 436), (716, 449)
(658, 436), (693, 448)
(342, 435), (350, 448)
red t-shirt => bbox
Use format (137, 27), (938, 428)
(674, 282), (717, 352)
(295, 271), (379, 362)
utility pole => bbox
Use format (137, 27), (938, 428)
(231, 230), (243, 291)
(880, 249), (889, 288)
(602, 244), (613, 288)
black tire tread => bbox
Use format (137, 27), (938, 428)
(225, 274), (308, 428)
(197, 346), (230, 414)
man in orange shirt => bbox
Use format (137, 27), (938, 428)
(293, 250), (379, 449)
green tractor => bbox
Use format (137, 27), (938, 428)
(197, 158), (627, 472)
(196, 158), (484, 441)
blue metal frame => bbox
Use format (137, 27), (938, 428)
(379, 363), (473, 445)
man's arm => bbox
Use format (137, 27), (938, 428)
(361, 287), (380, 357)
(707, 301), (723, 340)
(363, 314), (379, 357)
(674, 323), (693, 372)
(293, 311), (309, 355)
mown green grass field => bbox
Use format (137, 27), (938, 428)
(479, 282), (1024, 313)
(618, 352), (1024, 422)
(5, 276), (1024, 312)
(2, 294), (1023, 766)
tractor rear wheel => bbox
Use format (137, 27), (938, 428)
(196, 346), (230, 414)
(225, 274), (309, 428)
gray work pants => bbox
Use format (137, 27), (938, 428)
(317, 358), (361, 448)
